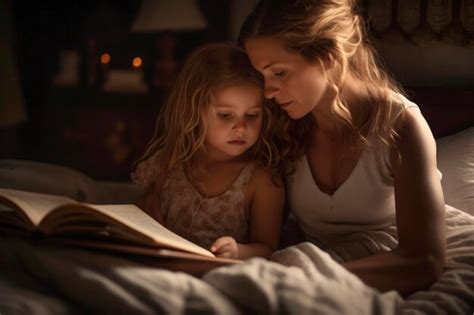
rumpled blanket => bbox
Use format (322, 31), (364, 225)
(0, 206), (473, 315)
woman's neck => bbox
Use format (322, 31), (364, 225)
(311, 74), (368, 137)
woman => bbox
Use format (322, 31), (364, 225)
(239, 0), (445, 295)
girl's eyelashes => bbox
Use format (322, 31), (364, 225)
(216, 111), (261, 120)
(245, 112), (260, 120)
(217, 112), (232, 120)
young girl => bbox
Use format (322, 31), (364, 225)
(132, 43), (284, 260)
(239, 0), (446, 295)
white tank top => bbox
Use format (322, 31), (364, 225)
(287, 94), (425, 243)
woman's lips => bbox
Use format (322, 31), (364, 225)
(279, 101), (292, 109)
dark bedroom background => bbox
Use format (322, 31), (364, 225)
(1, 0), (473, 181)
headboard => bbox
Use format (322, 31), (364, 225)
(406, 88), (474, 138)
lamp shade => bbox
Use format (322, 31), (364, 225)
(132, 0), (207, 32)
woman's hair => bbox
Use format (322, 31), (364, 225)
(239, 0), (406, 171)
(132, 43), (283, 187)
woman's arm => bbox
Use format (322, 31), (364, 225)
(211, 167), (285, 259)
(343, 107), (446, 296)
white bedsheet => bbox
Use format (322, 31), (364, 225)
(1, 205), (473, 314)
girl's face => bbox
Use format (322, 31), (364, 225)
(245, 36), (331, 119)
(205, 82), (263, 161)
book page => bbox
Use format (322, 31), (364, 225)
(0, 188), (75, 227)
(57, 203), (215, 258)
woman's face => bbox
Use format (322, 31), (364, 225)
(245, 36), (330, 119)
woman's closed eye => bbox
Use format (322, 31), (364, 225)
(274, 70), (286, 77)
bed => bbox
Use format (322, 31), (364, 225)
(0, 88), (473, 314)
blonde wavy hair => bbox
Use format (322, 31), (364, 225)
(239, 0), (407, 173)
(132, 43), (283, 187)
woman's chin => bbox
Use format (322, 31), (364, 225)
(286, 110), (305, 120)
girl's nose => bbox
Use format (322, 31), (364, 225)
(233, 120), (247, 132)
(264, 84), (279, 99)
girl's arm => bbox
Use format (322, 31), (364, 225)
(241, 167), (285, 259)
(211, 167), (285, 259)
(343, 107), (446, 296)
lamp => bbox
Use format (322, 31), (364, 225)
(131, 0), (207, 90)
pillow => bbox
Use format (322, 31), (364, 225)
(0, 159), (143, 204)
(0, 159), (94, 201)
(436, 127), (474, 215)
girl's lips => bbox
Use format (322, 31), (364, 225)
(228, 140), (246, 145)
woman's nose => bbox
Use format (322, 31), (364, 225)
(264, 84), (279, 99)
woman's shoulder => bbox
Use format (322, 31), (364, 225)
(399, 104), (435, 144)
(388, 99), (437, 175)
(389, 92), (420, 111)
(366, 91), (426, 144)
(386, 91), (432, 140)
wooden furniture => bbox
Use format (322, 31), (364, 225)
(40, 87), (165, 181)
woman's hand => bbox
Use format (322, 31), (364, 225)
(210, 236), (239, 259)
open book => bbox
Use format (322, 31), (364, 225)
(0, 188), (240, 272)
